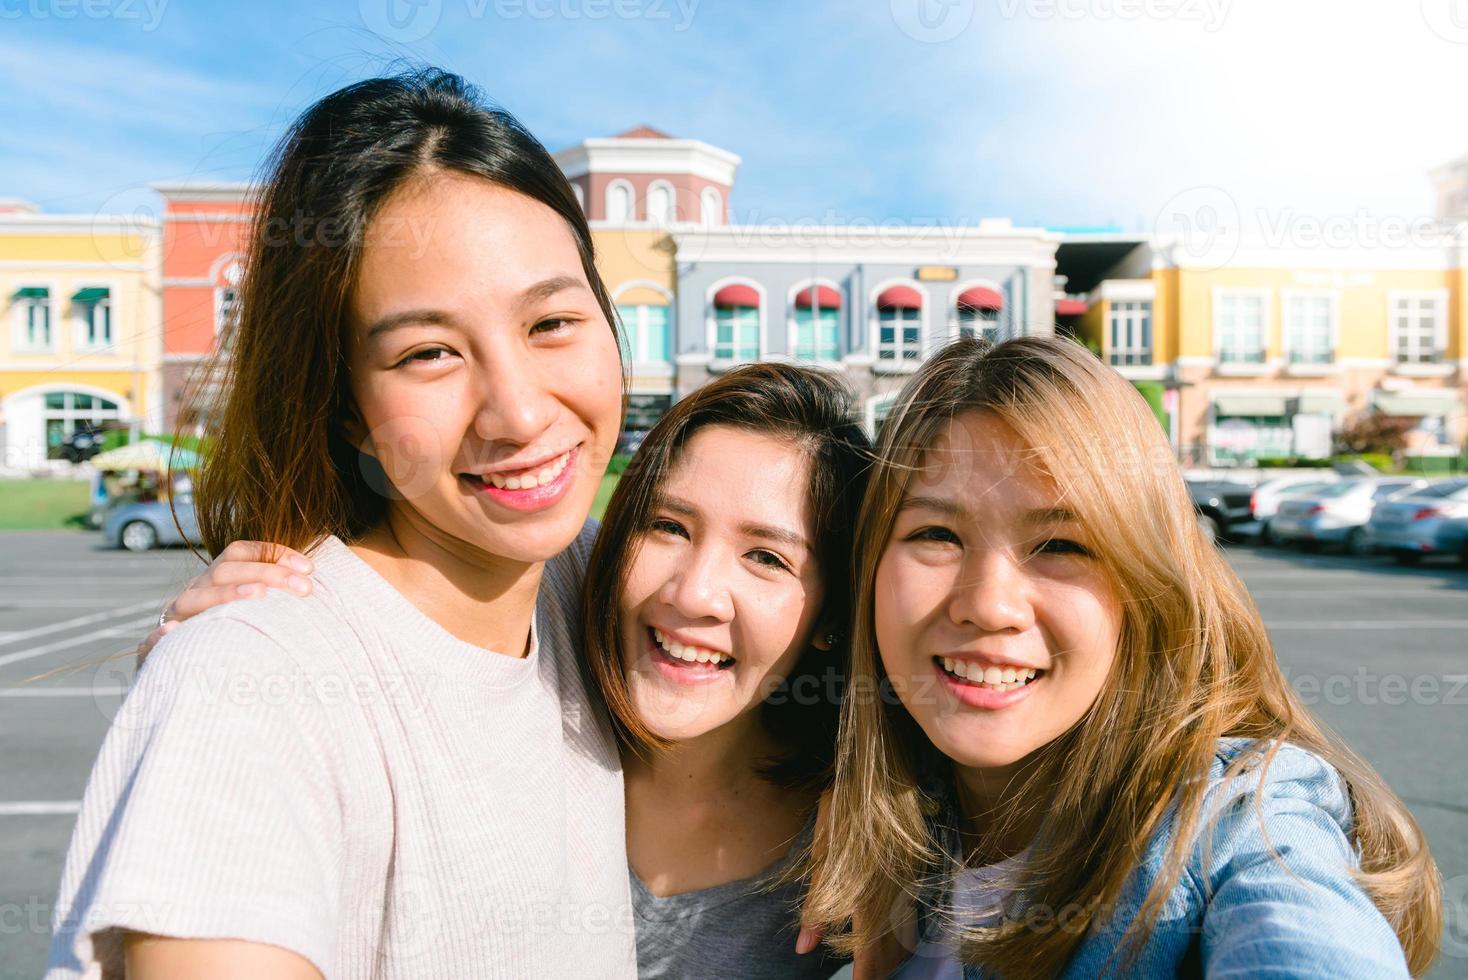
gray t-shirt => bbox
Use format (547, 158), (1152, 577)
(631, 817), (848, 980)
(47, 525), (636, 979)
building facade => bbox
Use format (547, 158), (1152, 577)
(153, 183), (252, 431)
(0, 200), (161, 469)
(1070, 236), (1467, 465)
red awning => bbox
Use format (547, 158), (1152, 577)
(876, 285), (923, 310)
(712, 284), (760, 308)
(957, 286), (1004, 311)
(794, 285), (842, 310)
(1054, 298), (1088, 316)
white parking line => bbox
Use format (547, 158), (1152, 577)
(0, 617), (156, 669)
(0, 686), (130, 697)
(0, 802), (80, 816)
(0, 600), (159, 647)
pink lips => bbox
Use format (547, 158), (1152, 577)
(645, 629), (731, 686)
(935, 660), (1041, 710)
(465, 447), (578, 513)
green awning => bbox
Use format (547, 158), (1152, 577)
(1374, 391), (1461, 417)
(11, 286), (47, 299)
(71, 287), (109, 303)
(1214, 393), (1288, 417)
(1295, 392), (1345, 416)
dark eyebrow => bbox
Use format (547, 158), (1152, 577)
(366, 309), (457, 338)
(658, 494), (809, 552)
(517, 275), (589, 309)
(364, 275), (589, 339)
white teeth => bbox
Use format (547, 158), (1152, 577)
(940, 658), (1040, 690)
(483, 451), (570, 492)
(652, 628), (730, 666)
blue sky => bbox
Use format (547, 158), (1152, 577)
(6, 0), (1468, 234)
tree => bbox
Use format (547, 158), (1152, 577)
(1333, 413), (1412, 456)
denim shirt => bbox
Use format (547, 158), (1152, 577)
(909, 739), (1410, 979)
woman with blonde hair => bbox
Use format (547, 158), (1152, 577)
(802, 336), (1441, 977)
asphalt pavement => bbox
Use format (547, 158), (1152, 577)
(0, 531), (1465, 978)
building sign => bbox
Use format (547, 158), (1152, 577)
(916, 265), (958, 281)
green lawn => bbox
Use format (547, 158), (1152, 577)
(592, 472), (621, 521)
(0, 479), (92, 530)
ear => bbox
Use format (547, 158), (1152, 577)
(811, 622), (838, 652)
(340, 402), (369, 453)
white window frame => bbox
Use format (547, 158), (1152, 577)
(645, 180), (676, 226)
(705, 277), (766, 366)
(870, 279), (927, 370)
(945, 279), (1005, 343)
(72, 282), (116, 352)
(11, 283), (55, 353)
(1107, 299), (1153, 366)
(700, 187), (723, 226)
(1212, 287), (1272, 374)
(1280, 288), (1339, 373)
(571, 182), (585, 212)
(1387, 289), (1449, 372)
(605, 179), (634, 224)
(616, 303), (672, 363)
(786, 278), (843, 364)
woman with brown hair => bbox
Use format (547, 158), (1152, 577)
(134, 362), (871, 979)
(801, 336), (1442, 976)
(48, 69), (631, 979)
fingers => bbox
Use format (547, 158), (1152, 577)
(215, 540), (313, 574)
(169, 582), (277, 622)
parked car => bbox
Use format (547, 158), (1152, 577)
(1250, 473), (1341, 544)
(102, 497), (202, 552)
(1365, 477), (1468, 564)
(1187, 479), (1254, 542)
(1269, 477), (1427, 555)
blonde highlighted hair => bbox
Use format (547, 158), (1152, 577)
(802, 337), (1440, 976)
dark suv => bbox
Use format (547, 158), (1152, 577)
(1187, 479), (1254, 542)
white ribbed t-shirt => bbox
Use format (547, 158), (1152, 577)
(46, 521), (635, 980)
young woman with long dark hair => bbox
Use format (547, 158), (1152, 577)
(48, 70), (633, 979)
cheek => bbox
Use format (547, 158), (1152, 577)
(354, 377), (471, 498)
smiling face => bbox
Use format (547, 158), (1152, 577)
(619, 426), (828, 742)
(345, 172), (622, 564)
(874, 411), (1121, 774)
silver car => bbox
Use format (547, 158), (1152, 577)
(102, 497), (202, 552)
(1251, 474), (1340, 545)
(1366, 477), (1468, 564)
(1270, 477), (1427, 555)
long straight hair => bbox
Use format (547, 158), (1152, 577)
(185, 68), (619, 555)
(803, 337), (1440, 976)
(580, 363), (872, 790)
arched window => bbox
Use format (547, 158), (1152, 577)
(875, 285), (924, 362)
(711, 282), (761, 363)
(792, 283), (841, 362)
(955, 285), (1003, 343)
(700, 187), (723, 226)
(614, 283), (674, 365)
(606, 180), (633, 223)
(571, 182), (585, 212)
(214, 259), (244, 351)
(646, 181), (675, 226)
(43, 390), (121, 459)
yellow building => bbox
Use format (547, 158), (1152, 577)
(0, 201), (162, 470)
(1069, 235), (1467, 466)
(591, 226), (678, 434)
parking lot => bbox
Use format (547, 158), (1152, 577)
(1, 531), (1466, 977)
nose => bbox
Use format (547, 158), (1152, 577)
(659, 543), (734, 624)
(946, 548), (1034, 634)
(472, 341), (559, 447)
